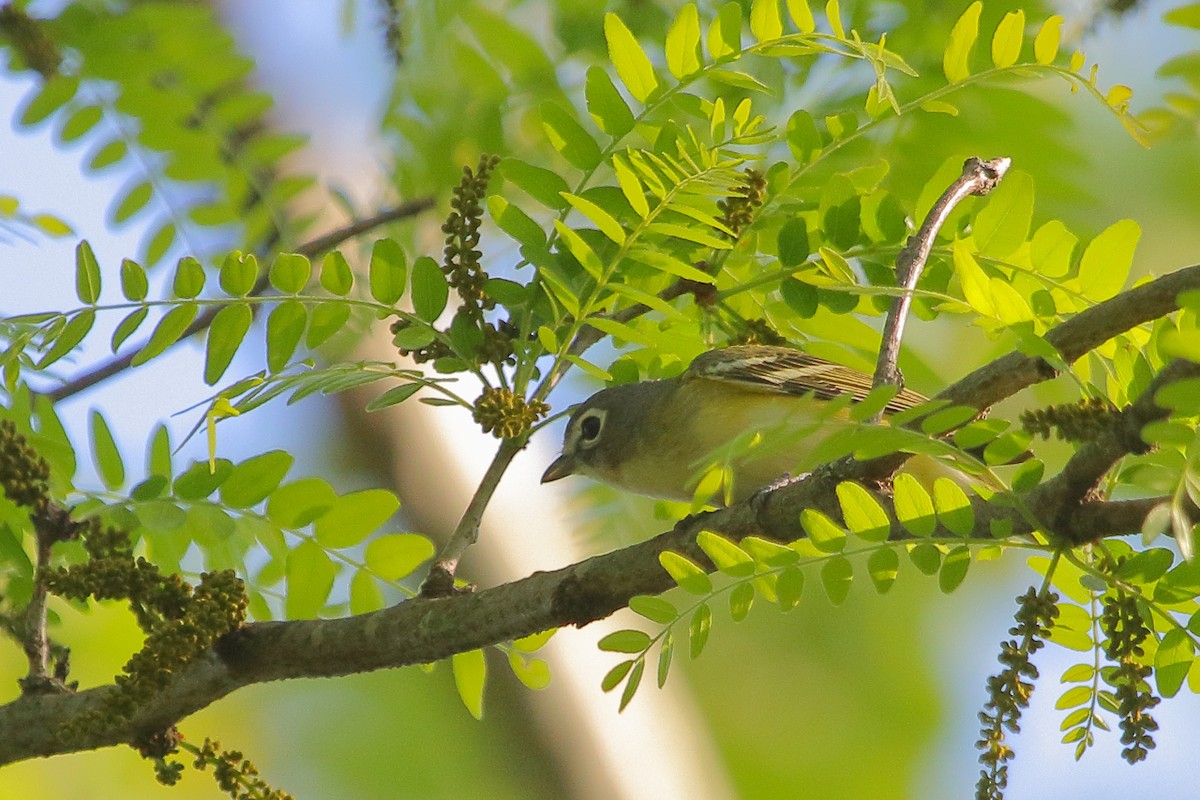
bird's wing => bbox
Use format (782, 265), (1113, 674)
(686, 345), (928, 414)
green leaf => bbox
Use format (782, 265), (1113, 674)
(350, 570), (385, 615)
(540, 102), (602, 170)
(1061, 663), (1095, 684)
(219, 252), (258, 297)
(750, 0), (783, 41)
(973, 171), (1033, 258)
(938, 545), (971, 593)
(619, 658), (644, 711)
(892, 474), (936, 537)
(602, 659), (634, 692)
(657, 632), (674, 688)
(605, 13), (658, 103)
(867, 548), (899, 593)
(307, 303), (351, 349)
(38, 310), (93, 369)
(19, 214), (66, 239)
(952, 241), (995, 318)
(204, 304), (253, 384)
(286, 540), (337, 619)
(173, 459), (233, 501)
(147, 424), (172, 481)
(1034, 15), (1063, 64)
(729, 582), (755, 621)
(800, 508), (846, 553)
(778, 218), (810, 266)
(836, 482), (891, 542)
(364, 533), (435, 581)
(584, 66), (635, 138)
(933, 478), (974, 536)
(131, 304), (197, 366)
(173, 256), (206, 299)
(486, 196), (546, 247)
(514, 629), (556, 653)
(270, 253), (312, 294)
(74, 241), (101, 304)
(120, 258), (149, 301)
(499, 159), (570, 209)
(780, 278), (818, 318)
(314, 489), (401, 549)
(58, 104), (102, 142)
(411, 256), (450, 321)
(144, 222), (177, 267)
(508, 652), (551, 690)
(606, 160), (646, 224)
(554, 221), (605, 278)
(707, 69), (772, 94)
(563, 193), (625, 245)
(320, 251), (354, 295)
(821, 557), (853, 605)
(990, 10), (1025, 68)
(599, 629), (652, 653)
(1153, 559), (1200, 604)
(707, 2), (742, 59)
(909, 542), (941, 575)
(629, 595), (678, 624)
(665, 3), (703, 79)
(776, 565), (804, 610)
(366, 383), (423, 411)
(696, 530), (755, 576)
(1076, 219), (1139, 301)
(266, 301), (307, 373)
(89, 139), (127, 170)
(113, 181), (153, 224)
(20, 75), (79, 125)
(453, 649), (487, 720)
(741, 536), (800, 567)
(625, 248), (716, 284)
(1155, 628), (1194, 698)
(787, 0), (815, 31)
(90, 410), (125, 490)
(659, 551), (712, 594)
(369, 239), (407, 304)
(943, 1), (982, 82)
(689, 604), (712, 658)
(267, 477), (337, 528)
(220, 450), (293, 508)
(1055, 685), (1092, 710)
(1115, 547), (1174, 583)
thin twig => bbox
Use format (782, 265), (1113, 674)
(44, 198), (435, 403)
(421, 438), (523, 597)
(870, 156), (1011, 417)
(20, 530), (53, 687)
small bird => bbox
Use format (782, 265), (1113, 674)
(541, 345), (933, 503)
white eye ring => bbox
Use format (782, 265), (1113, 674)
(577, 410), (604, 446)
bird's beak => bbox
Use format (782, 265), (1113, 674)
(541, 453), (577, 484)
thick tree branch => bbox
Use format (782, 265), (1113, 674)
(4, 266), (1198, 765)
(44, 198), (435, 402)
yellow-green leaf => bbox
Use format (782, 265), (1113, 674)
(943, 1), (982, 83)
(453, 649), (487, 720)
(665, 3), (702, 79)
(1034, 15), (1063, 64)
(605, 13), (658, 103)
(990, 10), (1025, 68)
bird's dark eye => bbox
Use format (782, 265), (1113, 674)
(580, 415), (602, 441)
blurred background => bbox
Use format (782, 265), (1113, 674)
(2, 1), (1200, 798)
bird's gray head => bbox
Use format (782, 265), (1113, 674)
(540, 381), (668, 485)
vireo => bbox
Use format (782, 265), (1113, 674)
(542, 345), (934, 503)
